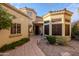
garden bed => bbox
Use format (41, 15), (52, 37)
(0, 38), (30, 52)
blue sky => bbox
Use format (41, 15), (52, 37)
(11, 3), (79, 22)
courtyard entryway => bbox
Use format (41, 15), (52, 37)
(4, 36), (45, 56)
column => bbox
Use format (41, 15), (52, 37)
(70, 22), (71, 37)
(43, 23), (45, 36)
(62, 18), (65, 36)
(49, 20), (52, 35)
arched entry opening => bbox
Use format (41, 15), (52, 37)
(34, 23), (43, 35)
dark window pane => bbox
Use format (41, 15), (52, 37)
(52, 24), (62, 35)
(17, 24), (21, 34)
(11, 23), (16, 34)
(65, 24), (70, 36)
(44, 25), (49, 35)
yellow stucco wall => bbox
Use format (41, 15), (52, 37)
(19, 8), (36, 21)
(19, 8), (37, 35)
(43, 10), (72, 41)
(0, 4), (29, 47)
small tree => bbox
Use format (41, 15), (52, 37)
(72, 23), (78, 35)
(0, 5), (12, 30)
(72, 23), (79, 40)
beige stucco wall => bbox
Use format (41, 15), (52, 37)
(19, 8), (36, 21)
(35, 16), (43, 24)
(26, 9), (36, 22)
(0, 5), (29, 47)
(43, 11), (72, 41)
(43, 14), (65, 36)
(19, 8), (37, 35)
(43, 14), (51, 35)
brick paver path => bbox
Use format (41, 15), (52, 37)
(38, 39), (79, 56)
(5, 36), (45, 56)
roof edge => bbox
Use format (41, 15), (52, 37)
(42, 8), (73, 17)
(1, 3), (32, 20)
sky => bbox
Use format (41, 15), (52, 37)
(11, 3), (79, 22)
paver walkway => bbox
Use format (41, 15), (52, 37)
(5, 36), (45, 56)
(38, 39), (79, 56)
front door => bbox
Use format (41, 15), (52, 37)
(35, 25), (40, 35)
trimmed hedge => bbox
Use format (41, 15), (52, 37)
(56, 36), (69, 46)
(0, 38), (30, 52)
(46, 35), (69, 46)
(46, 35), (56, 44)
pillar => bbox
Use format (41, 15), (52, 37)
(49, 20), (52, 35)
(69, 20), (71, 41)
(62, 18), (65, 36)
(43, 23), (45, 36)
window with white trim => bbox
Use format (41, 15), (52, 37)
(11, 23), (21, 34)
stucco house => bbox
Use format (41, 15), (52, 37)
(0, 4), (31, 47)
(19, 7), (73, 41)
(43, 9), (73, 41)
(19, 8), (43, 36)
(0, 3), (73, 48)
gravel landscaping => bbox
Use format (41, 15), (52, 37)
(38, 39), (79, 56)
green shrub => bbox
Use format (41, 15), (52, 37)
(0, 44), (8, 52)
(12, 38), (30, 47)
(56, 36), (69, 46)
(46, 35), (56, 44)
(72, 23), (79, 40)
(0, 44), (15, 52)
(0, 38), (29, 52)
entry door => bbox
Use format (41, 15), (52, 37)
(35, 26), (40, 35)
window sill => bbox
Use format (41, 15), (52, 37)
(9, 34), (22, 38)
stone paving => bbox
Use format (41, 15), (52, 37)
(38, 39), (79, 56)
(4, 36), (45, 56)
